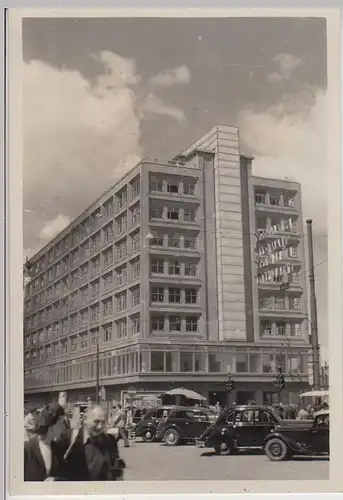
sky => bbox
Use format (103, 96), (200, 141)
(22, 17), (328, 361)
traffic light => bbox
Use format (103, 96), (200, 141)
(225, 377), (235, 393)
(279, 374), (285, 390)
(272, 372), (286, 390)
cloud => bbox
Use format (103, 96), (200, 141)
(267, 53), (301, 82)
(40, 215), (72, 241)
(238, 87), (328, 361)
(23, 52), (188, 257)
(149, 65), (191, 86)
(142, 93), (186, 123)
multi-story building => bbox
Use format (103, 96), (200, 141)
(23, 125), (311, 408)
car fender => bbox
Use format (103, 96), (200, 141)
(264, 432), (305, 453)
(205, 426), (235, 447)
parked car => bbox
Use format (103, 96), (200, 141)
(135, 406), (176, 442)
(156, 406), (217, 446)
(196, 405), (281, 455)
(264, 409), (329, 461)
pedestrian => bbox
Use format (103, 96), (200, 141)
(24, 408), (38, 442)
(61, 405), (125, 481)
(111, 404), (130, 447)
(297, 406), (310, 420)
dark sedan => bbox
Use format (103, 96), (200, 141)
(264, 410), (329, 461)
(196, 405), (281, 455)
(134, 406), (175, 442)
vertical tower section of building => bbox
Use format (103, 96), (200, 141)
(214, 126), (246, 341)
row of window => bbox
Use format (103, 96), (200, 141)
(259, 296), (301, 311)
(25, 258), (140, 316)
(151, 258), (198, 277)
(150, 204), (197, 223)
(151, 314), (199, 333)
(25, 286), (139, 336)
(24, 347), (310, 389)
(260, 321), (302, 337)
(26, 231), (141, 299)
(255, 190), (296, 208)
(25, 316), (140, 364)
(26, 176), (140, 278)
(151, 286), (198, 305)
(150, 176), (197, 196)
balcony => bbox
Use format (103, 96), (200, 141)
(256, 227), (300, 244)
(255, 194), (298, 216)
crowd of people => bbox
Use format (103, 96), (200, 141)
(24, 399), (128, 482)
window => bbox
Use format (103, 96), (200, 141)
(131, 259), (140, 279)
(151, 287), (164, 303)
(150, 205), (164, 219)
(80, 308), (89, 326)
(150, 176), (163, 192)
(131, 231), (140, 252)
(103, 271), (113, 291)
(255, 192), (266, 204)
(91, 303), (100, 323)
(116, 213), (128, 235)
(91, 257), (100, 276)
(103, 247), (114, 269)
(290, 297), (301, 310)
(90, 328), (99, 346)
(186, 316), (198, 332)
(116, 239), (127, 260)
(117, 318), (127, 338)
(151, 352), (164, 371)
(184, 207), (196, 222)
(236, 353), (248, 372)
(260, 297), (272, 309)
(151, 234), (164, 247)
(290, 323), (302, 337)
(288, 355), (300, 374)
(151, 258), (164, 274)
(185, 288), (197, 304)
(104, 222), (114, 244)
(131, 314), (140, 334)
(103, 197), (114, 219)
(79, 332), (88, 350)
(250, 353), (262, 373)
(183, 181), (196, 195)
(152, 315), (165, 332)
(184, 235), (197, 249)
(291, 269), (300, 284)
(270, 195), (279, 206)
(275, 322), (286, 336)
(131, 286), (140, 307)
(132, 203), (140, 224)
(116, 187), (127, 210)
(70, 336), (77, 352)
(261, 321), (272, 336)
(103, 298), (113, 318)
(167, 207), (179, 220)
(103, 324), (113, 342)
(131, 176), (140, 198)
(169, 316), (181, 332)
(169, 287), (181, 303)
(167, 182), (179, 194)
(275, 298), (285, 310)
(289, 247), (298, 258)
(116, 266), (127, 286)
(168, 233), (180, 248)
(91, 279), (100, 298)
(116, 292), (127, 313)
(168, 260), (180, 275)
(185, 262), (197, 276)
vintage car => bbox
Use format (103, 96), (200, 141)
(196, 405), (281, 455)
(134, 406), (176, 442)
(264, 409), (329, 461)
(156, 406), (217, 446)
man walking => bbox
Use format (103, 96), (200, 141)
(111, 404), (130, 448)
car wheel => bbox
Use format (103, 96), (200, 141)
(214, 442), (233, 456)
(164, 429), (180, 446)
(142, 430), (155, 443)
(265, 438), (289, 461)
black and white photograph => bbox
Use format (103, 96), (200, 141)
(5, 7), (342, 496)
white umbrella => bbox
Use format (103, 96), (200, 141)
(164, 388), (207, 401)
(300, 390), (329, 398)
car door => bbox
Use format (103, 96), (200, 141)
(311, 415), (329, 454)
(233, 409), (255, 447)
(254, 409), (279, 447)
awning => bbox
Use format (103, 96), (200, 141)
(300, 390), (329, 398)
(163, 388), (207, 401)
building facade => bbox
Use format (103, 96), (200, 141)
(23, 125), (311, 407)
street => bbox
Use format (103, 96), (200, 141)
(119, 441), (329, 481)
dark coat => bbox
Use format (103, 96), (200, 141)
(24, 437), (60, 482)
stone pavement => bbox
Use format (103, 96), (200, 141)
(119, 441), (329, 481)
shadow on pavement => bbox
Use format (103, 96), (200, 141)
(290, 455), (330, 462)
(200, 450), (263, 457)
